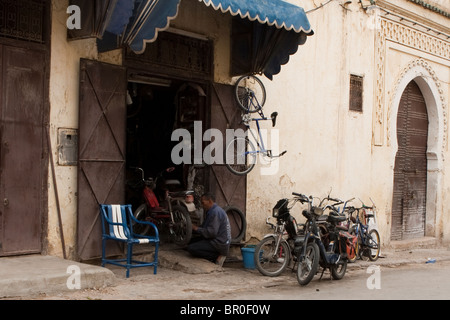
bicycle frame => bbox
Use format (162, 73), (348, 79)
(352, 209), (376, 249)
(242, 110), (286, 159)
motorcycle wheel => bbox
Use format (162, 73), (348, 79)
(254, 236), (290, 277)
(132, 204), (151, 235)
(330, 259), (347, 280)
(171, 205), (192, 247)
(297, 242), (319, 286)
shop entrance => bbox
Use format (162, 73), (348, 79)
(125, 78), (208, 212)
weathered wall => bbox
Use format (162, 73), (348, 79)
(245, 0), (450, 246)
(46, 0), (449, 258)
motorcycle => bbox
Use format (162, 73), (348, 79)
(254, 194), (306, 277)
(296, 193), (352, 286)
(130, 167), (192, 246)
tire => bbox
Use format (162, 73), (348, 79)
(234, 75), (266, 113)
(171, 205), (192, 247)
(330, 259), (347, 280)
(297, 242), (320, 286)
(367, 229), (381, 261)
(348, 230), (358, 263)
(224, 206), (246, 243)
(132, 204), (150, 235)
(225, 137), (256, 175)
(254, 236), (290, 277)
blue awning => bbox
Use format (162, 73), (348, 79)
(98, 0), (313, 78)
(100, 0), (181, 54)
(200, 0), (313, 34)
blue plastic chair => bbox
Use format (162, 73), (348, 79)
(100, 204), (159, 277)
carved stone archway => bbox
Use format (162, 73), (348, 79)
(388, 58), (447, 239)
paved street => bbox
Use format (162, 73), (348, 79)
(13, 259), (450, 301)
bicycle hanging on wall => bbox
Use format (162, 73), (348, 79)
(225, 75), (287, 175)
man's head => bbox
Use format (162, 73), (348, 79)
(200, 192), (215, 211)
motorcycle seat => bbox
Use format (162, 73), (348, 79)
(327, 214), (346, 223)
(169, 190), (194, 197)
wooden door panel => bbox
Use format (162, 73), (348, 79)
(0, 45), (46, 256)
(208, 83), (246, 210)
(391, 81), (428, 240)
(77, 59), (126, 260)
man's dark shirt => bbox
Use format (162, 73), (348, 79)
(196, 203), (231, 256)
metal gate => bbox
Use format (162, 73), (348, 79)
(0, 45), (46, 256)
(77, 59), (127, 260)
(391, 81), (428, 240)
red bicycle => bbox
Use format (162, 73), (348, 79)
(130, 167), (192, 247)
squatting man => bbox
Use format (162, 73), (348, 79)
(187, 193), (231, 266)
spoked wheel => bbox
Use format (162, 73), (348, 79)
(234, 75), (266, 113)
(254, 237), (290, 277)
(170, 205), (192, 247)
(366, 229), (380, 261)
(330, 259), (347, 280)
(297, 242), (320, 286)
(225, 137), (256, 175)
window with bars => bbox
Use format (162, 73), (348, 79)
(0, 0), (46, 43)
(349, 74), (363, 112)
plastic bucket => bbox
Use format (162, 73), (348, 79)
(241, 246), (256, 269)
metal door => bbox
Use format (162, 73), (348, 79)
(208, 83), (247, 237)
(77, 59), (127, 260)
(0, 45), (46, 256)
(391, 81), (428, 240)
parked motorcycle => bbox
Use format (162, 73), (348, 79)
(129, 167), (192, 246)
(295, 193), (352, 286)
(254, 193), (307, 277)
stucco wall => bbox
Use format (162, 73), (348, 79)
(245, 0), (449, 246)
(46, 0), (449, 258)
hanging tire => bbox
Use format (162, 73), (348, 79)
(224, 206), (246, 243)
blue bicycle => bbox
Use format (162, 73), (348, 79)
(347, 200), (381, 261)
(225, 75), (287, 175)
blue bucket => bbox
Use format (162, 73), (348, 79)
(241, 246), (256, 269)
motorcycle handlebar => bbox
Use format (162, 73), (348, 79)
(292, 192), (309, 203)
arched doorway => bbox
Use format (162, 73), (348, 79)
(391, 80), (428, 240)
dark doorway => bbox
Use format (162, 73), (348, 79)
(391, 80), (428, 240)
(125, 79), (208, 211)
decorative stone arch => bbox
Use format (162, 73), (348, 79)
(388, 58), (447, 239)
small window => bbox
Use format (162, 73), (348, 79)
(349, 74), (363, 112)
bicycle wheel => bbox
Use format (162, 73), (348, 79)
(234, 75), (266, 113)
(348, 230), (359, 263)
(297, 242), (320, 286)
(225, 137), (256, 175)
(171, 205), (192, 247)
(132, 204), (150, 235)
(367, 229), (380, 261)
(254, 236), (290, 277)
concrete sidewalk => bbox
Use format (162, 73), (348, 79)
(1, 239), (450, 299)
